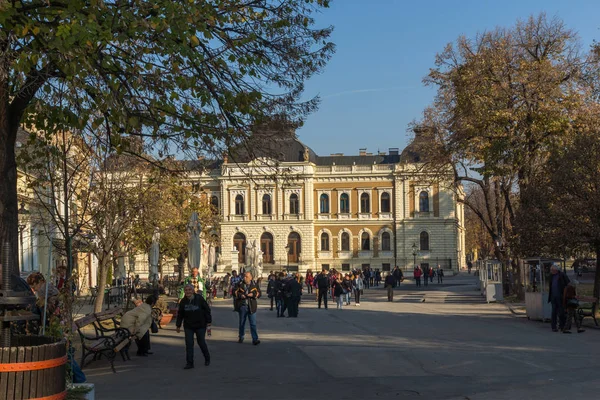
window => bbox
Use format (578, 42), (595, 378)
(420, 231), (429, 251)
(289, 193), (299, 215)
(210, 195), (219, 214)
(381, 232), (391, 251)
(288, 232), (301, 263)
(361, 232), (370, 251)
(341, 232), (350, 251)
(340, 193), (350, 213)
(360, 193), (370, 213)
(342, 263), (350, 271)
(262, 194), (272, 215)
(361, 263), (370, 271)
(320, 232), (330, 251)
(235, 195), (244, 215)
(419, 191), (429, 213)
(320, 194), (329, 214)
(381, 192), (391, 213)
(322, 264), (330, 271)
(382, 263), (391, 272)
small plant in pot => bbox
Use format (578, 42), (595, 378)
(154, 296), (173, 326)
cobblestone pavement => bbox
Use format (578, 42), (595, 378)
(85, 273), (600, 400)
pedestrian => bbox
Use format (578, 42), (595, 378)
(414, 266), (422, 287)
(230, 270), (242, 310)
(275, 273), (285, 317)
(563, 281), (585, 334)
(266, 273), (277, 311)
(467, 261), (473, 274)
(375, 269), (382, 286)
(548, 264), (569, 332)
(342, 274), (353, 305)
(423, 266), (429, 287)
(222, 273), (231, 298)
(363, 268), (371, 289)
(437, 265), (444, 284)
(429, 267), (434, 283)
(333, 276), (345, 309)
(234, 272), (261, 345)
(120, 295), (156, 357)
(176, 284), (212, 369)
(178, 267), (206, 300)
(353, 272), (364, 306)
(384, 273), (395, 302)
(305, 270), (314, 294)
(287, 276), (302, 317)
(315, 270), (330, 309)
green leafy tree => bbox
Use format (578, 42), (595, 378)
(0, 0), (334, 280)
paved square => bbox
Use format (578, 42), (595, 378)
(84, 275), (600, 399)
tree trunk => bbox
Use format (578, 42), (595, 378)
(0, 81), (21, 283)
(177, 252), (185, 282)
(594, 247), (600, 301)
(93, 256), (110, 313)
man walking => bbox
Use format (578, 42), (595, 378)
(384, 273), (395, 302)
(230, 270), (242, 310)
(437, 265), (444, 284)
(315, 270), (330, 309)
(548, 264), (569, 332)
(287, 276), (302, 317)
(235, 272), (261, 345)
(176, 284), (212, 369)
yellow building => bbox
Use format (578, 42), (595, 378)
(192, 137), (466, 274)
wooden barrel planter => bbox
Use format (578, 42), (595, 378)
(0, 336), (67, 400)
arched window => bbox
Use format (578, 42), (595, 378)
(262, 194), (272, 215)
(233, 232), (246, 264)
(321, 232), (330, 251)
(380, 192), (390, 213)
(289, 193), (299, 215)
(360, 193), (370, 213)
(420, 231), (429, 251)
(260, 232), (273, 264)
(320, 194), (329, 214)
(419, 191), (429, 213)
(340, 193), (350, 213)
(210, 195), (219, 213)
(235, 195), (244, 215)
(361, 232), (370, 251)
(381, 232), (391, 251)
(341, 232), (350, 251)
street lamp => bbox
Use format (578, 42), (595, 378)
(412, 242), (418, 269)
(18, 202), (30, 272)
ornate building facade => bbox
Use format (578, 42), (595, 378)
(192, 138), (466, 274)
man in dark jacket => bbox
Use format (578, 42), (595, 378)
(287, 277), (302, 317)
(548, 264), (570, 332)
(315, 270), (330, 309)
(176, 284), (212, 369)
(234, 272), (261, 345)
(384, 273), (395, 302)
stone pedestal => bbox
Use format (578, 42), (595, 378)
(231, 249), (239, 272)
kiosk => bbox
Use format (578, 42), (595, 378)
(524, 258), (565, 321)
(482, 260), (503, 303)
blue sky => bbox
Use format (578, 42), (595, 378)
(297, 0), (600, 156)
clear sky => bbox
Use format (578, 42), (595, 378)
(296, 0), (600, 156)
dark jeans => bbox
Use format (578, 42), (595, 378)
(318, 288), (328, 308)
(416, 277), (421, 287)
(276, 298), (283, 316)
(424, 276), (428, 286)
(184, 327), (209, 366)
(289, 296), (300, 317)
(135, 331), (150, 355)
(306, 284), (313, 294)
(281, 297), (289, 317)
(438, 275), (443, 283)
(354, 289), (361, 304)
(269, 296), (274, 310)
(238, 305), (259, 342)
(551, 296), (566, 330)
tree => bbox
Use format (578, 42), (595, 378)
(0, 0), (334, 281)
(413, 14), (589, 295)
(123, 166), (220, 282)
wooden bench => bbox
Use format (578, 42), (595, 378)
(74, 312), (131, 373)
(93, 307), (124, 336)
(577, 296), (598, 327)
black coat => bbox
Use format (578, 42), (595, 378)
(176, 294), (212, 330)
(547, 271), (570, 303)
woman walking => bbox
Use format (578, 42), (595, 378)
(353, 273), (364, 306)
(333, 276), (345, 309)
(305, 270), (314, 295)
(342, 274), (353, 305)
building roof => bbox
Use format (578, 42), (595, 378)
(315, 154), (400, 165)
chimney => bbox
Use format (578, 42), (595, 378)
(359, 148), (367, 156)
(389, 148), (399, 156)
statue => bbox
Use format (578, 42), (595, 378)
(303, 147), (310, 162)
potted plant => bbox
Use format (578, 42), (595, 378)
(154, 296), (173, 326)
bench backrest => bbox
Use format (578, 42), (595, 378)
(74, 314), (98, 330)
(95, 308), (123, 322)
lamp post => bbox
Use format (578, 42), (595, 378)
(18, 202), (30, 272)
(412, 242), (418, 270)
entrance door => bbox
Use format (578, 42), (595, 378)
(260, 232), (274, 264)
(287, 232), (301, 263)
(233, 233), (246, 264)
